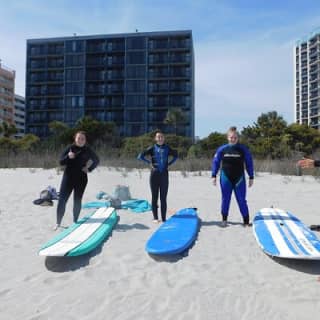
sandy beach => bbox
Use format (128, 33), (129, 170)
(1, 167), (320, 320)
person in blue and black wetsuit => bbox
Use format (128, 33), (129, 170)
(54, 131), (99, 230)
(212, 126), (254, 227)
(138, 130), (178, 223)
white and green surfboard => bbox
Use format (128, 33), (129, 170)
(39, 207), (118, 257)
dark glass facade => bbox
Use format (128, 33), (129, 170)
(26, 30), (194, 138)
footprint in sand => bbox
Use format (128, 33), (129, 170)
(0, 288), (12, 297)
(23, 273), (40, 282)
(43, 274), (70, 285)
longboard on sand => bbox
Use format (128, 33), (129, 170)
(146, 207), (200, 255)
(253, 207), (320, 260)
(39, 207), (118, 257)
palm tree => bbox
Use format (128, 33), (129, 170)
(164, 107), (186, 135)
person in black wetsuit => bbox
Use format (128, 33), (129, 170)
(54, 131), (99, 230)
(137, 130), (178, 222)
(212, 126), (254, 227)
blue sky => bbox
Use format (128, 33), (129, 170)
(1, 0), (320, 137)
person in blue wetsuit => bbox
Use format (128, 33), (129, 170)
(54, 131), (99, 230)
(212, 126), (254, 227)
(138, 130), (178, 222)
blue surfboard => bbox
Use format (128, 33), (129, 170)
(146, 208), (200, 255)
(39, 207), (118, 257)
(253, 208), (320, 260)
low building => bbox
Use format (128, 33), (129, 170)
(0, 61), (15, 125)
(14, 94), (26, 138)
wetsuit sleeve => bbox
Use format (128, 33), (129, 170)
(168, 146), (178, 166)
(242, 145), (254, 179)
(314, 160), (320, 167)
(87, 148), (99, 172)
(211, 146), (224, 177)
(59, 146), (72, 165)
(137, 146), (153, 164)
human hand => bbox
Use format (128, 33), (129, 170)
(297, 158), (315, 169)
(68, 149), (76, 159)
(248, 179), (254, 187)
(82, 159), (93, 173)
(212, 177), (217, 186)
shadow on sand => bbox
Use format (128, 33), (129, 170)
(201, 220), (248, 228)
(270, 256), (320, 275)
(115, 223), (149, 232)
(44, 244), (103, 273)
(148, 251), (189, 263)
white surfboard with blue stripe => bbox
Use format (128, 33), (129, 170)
(39, 207), (117, 257)
(253, 208), (320, 260)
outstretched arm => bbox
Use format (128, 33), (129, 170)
(297, 158), (320, 168)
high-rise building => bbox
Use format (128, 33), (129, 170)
(0, 61), (15, 125)
(14, 94), (25, 138)
(26, 30), (194, 138)
(295, 29), (320, 128)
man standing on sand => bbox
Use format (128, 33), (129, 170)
(297, 157), (320, 231)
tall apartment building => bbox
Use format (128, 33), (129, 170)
(26, 30), (194, 138)
(295, 29), (320, 128)
(0, 61), (15, 125)
(14, 94), (26, 138)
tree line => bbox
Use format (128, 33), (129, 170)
(1, 110), (320, 160)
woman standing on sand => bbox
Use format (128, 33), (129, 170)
(54, 131), (99, 230)
(212, 126), (254, 227)
(138, 130), (178, 223)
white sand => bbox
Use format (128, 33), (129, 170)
(1, 168), (320, 320)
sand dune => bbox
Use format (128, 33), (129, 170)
(0, 168), (320, 320)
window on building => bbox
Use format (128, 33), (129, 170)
(126, 51), (146, 64)
(65, 54), (84, 67)
(66, 82), (83, 95)
(66, 40), (84, 52)
(126, 66), (146, 78)
(126, 95), (145, 108)
(126, 80), (145, 93)
(65, 96), (84, 108)
(126, 37), (146, 50)
(66, 68), (83, 81)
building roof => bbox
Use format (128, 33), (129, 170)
(27, 30), (193, 43)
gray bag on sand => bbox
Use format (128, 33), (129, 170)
(110, 198), (122, 209)
(112, 185), (131, 201)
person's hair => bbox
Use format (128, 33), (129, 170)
(74, 130), (87, 139)
(227, 126), (239, 137)
(154, 129), (164, 137)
